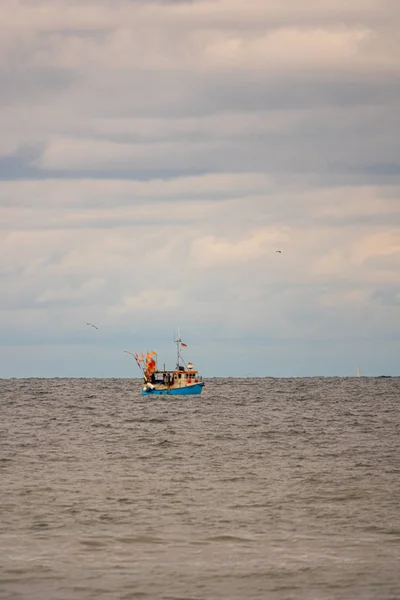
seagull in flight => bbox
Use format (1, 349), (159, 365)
(86, 322), (99, 330)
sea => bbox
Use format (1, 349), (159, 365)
(1, 377), (399, 600)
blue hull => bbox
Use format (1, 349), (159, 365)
(142, 383), (204, 396)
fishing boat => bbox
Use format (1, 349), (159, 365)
(125, 335), (204, 396)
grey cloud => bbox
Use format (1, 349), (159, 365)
(201, 71), (400, 113)
(0, 67), (76, 106)
(0, 157), (209, 182)
(1, 1), (399, 185)
(363, 253), (400, 271)
(0, 271), (101, 310)
(32, 130), (400, 182)
(0, 156), (37, 181)
(315, 212), (400, 228)
(79, 70), (400, 120)
(372, 286), (400, 306)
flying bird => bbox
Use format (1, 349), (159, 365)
(275, 250), (282, 254)
(86, 322), (99, 330)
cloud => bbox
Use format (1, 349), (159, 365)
(190, 228), (287, 266)
(1, 2), (398, 74)
(120, 288), (180, 311)
(0, 0), (399, 376)
(37, 277), (106, 303)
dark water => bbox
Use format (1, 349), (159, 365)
(1, 377), (399, 600)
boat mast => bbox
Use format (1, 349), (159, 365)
(175, 327), (181, 369)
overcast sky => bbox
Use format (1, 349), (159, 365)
(1, 0), (399, 377)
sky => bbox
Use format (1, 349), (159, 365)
(1, 0), (400, 378)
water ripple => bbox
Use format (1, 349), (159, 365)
(0, 376), (399, 599)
